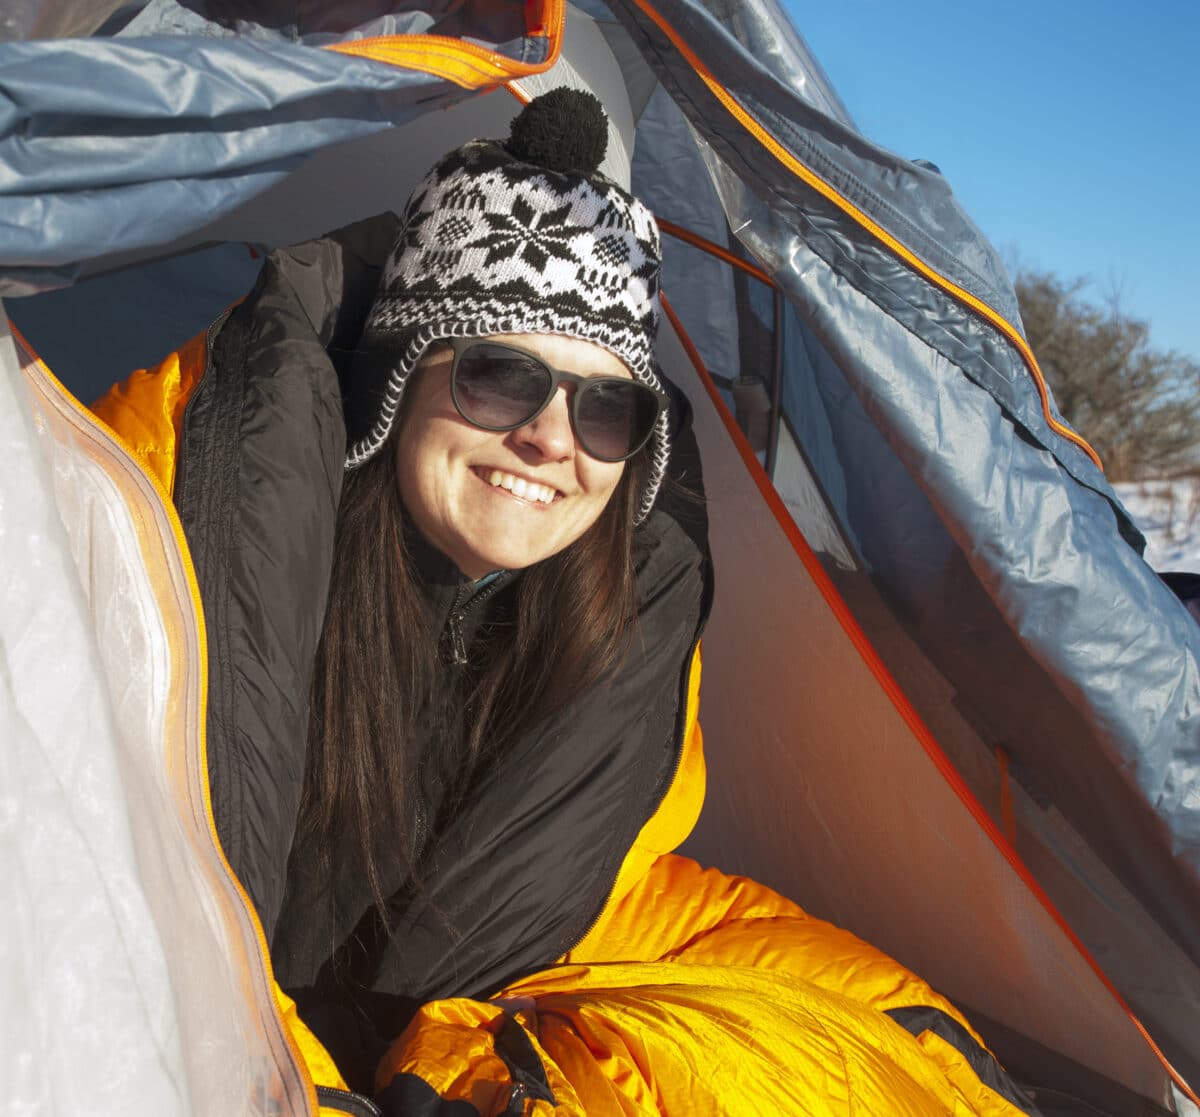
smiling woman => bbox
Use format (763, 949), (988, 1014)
(164, 85), (709, 1096)
(90, 87), (1039, 1116)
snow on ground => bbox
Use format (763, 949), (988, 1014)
(1114, 478), (1200, 573)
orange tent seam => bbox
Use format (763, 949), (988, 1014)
(633, 0), (1102, 472)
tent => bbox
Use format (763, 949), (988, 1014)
(3, 1), (1199, 1112)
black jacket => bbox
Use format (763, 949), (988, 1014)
(173, 214), (712, 1085)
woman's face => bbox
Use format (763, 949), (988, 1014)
(395, 333), (630, 578)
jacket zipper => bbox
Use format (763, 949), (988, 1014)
(444, 575), (511, 666)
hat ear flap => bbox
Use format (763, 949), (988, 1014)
(341, 329), (422, 453)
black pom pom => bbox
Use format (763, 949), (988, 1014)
(507, 87), (608, 176)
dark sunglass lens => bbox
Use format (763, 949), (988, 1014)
(454, 345), (551, 429)
(577, 380), (658, 461)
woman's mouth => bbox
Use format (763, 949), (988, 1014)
(475, 468), (560, 505)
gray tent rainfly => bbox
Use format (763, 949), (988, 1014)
(2, 0), (1198, 1113)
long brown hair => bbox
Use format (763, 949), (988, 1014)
(296, 426), (647, 916)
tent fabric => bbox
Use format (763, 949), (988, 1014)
(612, 0), (1200, 963)
(1, 323), (185, 1114)
(0, 34), (462, 290)
(634, 84), (742, 391)
(664, 177), (1200, 1078)
(614, 0), (1116, 501)
(657, 319), (1176, 1105)
(612, 0), (1026, 342)
(0, 0), (559, 293)
(2, 323), (312, 1116)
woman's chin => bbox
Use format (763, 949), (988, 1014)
(453, 535), (556, 577)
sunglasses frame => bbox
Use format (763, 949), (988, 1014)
(444, 336), (667, 463)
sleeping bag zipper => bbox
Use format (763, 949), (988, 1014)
(561, 631), (704, 956)
(316, 1085), (383, 1116)
(172, 308), (232, 501)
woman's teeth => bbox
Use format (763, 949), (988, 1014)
(486, 470), (557, 504)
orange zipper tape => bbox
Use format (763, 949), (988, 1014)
(635, 0), (1102, 471)
(8, 320), (321, 1117)
(325, 0), (563, 89)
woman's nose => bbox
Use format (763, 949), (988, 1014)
(513, 387), (575, 461)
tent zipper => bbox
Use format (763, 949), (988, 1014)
(629, 0), (1102, 471)
(11, 327), (320, 1116)
(323, 0), (564, 84)
(122, 308), (322, 1112)
(173, 303), (321, 1111)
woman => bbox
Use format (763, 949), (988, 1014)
(270, 90), (710, 1086)
(95, 89), (1036, 1115)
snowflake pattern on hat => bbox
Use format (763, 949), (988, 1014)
(366, 153), (660, 349)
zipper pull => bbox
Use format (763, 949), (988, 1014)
(447, 610), (468, 666)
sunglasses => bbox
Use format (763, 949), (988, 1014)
(444, 338), (666, 464)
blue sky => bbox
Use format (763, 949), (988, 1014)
(785, 0), (1199, 363)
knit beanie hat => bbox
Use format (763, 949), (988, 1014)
(346, 87), (669, 523)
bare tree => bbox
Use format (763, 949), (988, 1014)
(1015, 270), (1200, 480)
